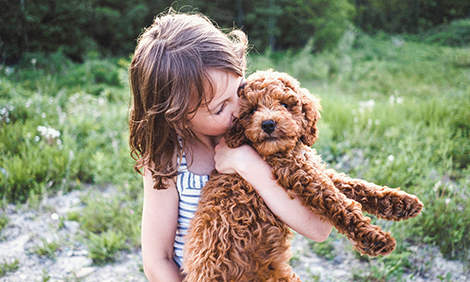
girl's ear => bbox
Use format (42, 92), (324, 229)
(300, 89), (322, 147)
(224, 119), (249, 148)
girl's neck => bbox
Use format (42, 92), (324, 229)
(184, 135), (222, 176)
(190, 131), (223, 151)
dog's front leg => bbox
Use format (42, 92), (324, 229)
(273, 165), (396, 257)
(324, 169), (423, 221)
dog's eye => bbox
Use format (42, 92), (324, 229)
(281, 103), (289, 109)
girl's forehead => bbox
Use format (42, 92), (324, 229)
(207, 70), (242, 99)
(187, 70), (240, 114)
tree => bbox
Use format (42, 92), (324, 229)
(352, 0), (470, 34)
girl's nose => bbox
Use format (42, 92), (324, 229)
(232, 96), (240, 118)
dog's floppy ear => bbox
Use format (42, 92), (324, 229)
(224, 118), (249, 148)
(225, 82), (250, 148)
(300, 88), (321, 147)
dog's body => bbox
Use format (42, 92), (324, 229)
(183, 71), (423, 281)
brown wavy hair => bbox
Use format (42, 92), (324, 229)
(129, 10), (248, 189)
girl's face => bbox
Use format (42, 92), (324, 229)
(188, 69), (244, 138)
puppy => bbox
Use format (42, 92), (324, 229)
(183, 70), (423, 281)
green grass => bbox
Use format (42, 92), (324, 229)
(307, 230), (338, 261)
(0, 213), (8, 232)
(0, 259), (20, 277)
(70, 186), (142, 264)
(0, 52), (134, 203)
(87, 229), (129, 265)
(1, 24), (469, 279)
(31, 238), (60, 259)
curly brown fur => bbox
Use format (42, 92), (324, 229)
(184, 173), (299, 281)
(183, 70), (423, 281)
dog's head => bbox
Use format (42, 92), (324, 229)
(226, 70), (321, 157)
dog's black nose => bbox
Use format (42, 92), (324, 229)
(261, 119), (277, 134)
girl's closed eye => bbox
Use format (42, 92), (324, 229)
(215, 102), (227, 115)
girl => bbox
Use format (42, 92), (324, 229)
(129, 10), (332, 281)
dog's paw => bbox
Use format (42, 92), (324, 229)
(378, 191), (424, 221)
(397, 193), (424, 220)
(351, 228), (396, 257)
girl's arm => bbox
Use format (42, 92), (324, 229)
(214, 139), (332, 242)
(141, 167), (183, 282)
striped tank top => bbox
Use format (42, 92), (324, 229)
(173, 153), (210, 268)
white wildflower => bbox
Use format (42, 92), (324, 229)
(389, 94), (404, 105)
(392, 36), (405, 47)
(358, 99), (375, 113)
(387, 155), (395, 162)
(51, 213), (59, 220)
(98, 97), (106, 105)
(0, 167), (7, 177)
(359, 99), (375, 109)
(37, 126), (61, 146)
(5, 67), (14, 76)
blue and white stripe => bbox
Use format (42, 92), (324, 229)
(173, 154), (209, 268)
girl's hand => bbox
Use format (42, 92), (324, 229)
(214, 137), (259, 174)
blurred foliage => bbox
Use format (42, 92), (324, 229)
(30, 238), (60, 259)
(0, 51), (133, 203)
(0, 0), (151, 62)
(415, 19), (470, 47)
(0, 258), (20, 278)
(241, 0), (355, 51)
(68, 184), (142, 265)
(353, 0), (470, 34)
(2, 0), (469, 63)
